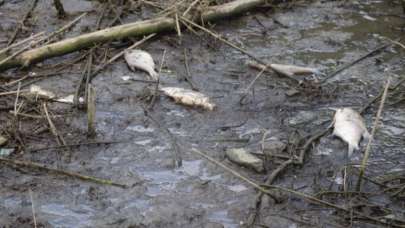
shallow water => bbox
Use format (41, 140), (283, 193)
(0, 0), (404, 227)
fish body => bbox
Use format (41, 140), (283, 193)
(124, 49), (158, 80)
(160, 87), (216, 111)
(332, 108), (370, 157)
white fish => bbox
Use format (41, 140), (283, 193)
(332, 108), (370, 157)
(124, 49), (158, 80)
(28, 85), (55, 99)
(160, 87), (216, 111)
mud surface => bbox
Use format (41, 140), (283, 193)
(0, 0), (405, 227)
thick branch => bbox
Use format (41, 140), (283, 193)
(0, 0), (265, 71)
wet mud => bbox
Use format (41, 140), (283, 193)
(0, 0), (404, 227)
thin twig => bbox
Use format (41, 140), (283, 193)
(0, 157), (127, 188)
(180, 16), (300, 84)
(262, 184), (404, 227)
(321, 43), (391, 84)
(14, 82), (21, 117)
(142, 105), (182, 168)
(183, 48), (198, 90)
(7, 0), (39, 46)
(360, 75), (405, 114)
(183, 0), (200, 16)
(190, 148), (279, 201)
(356, 77), (391, 191)
(0, 32), (44, 56)
(239, 66), (266, 104)
(43, 103), (66, 149)
(29, 140), (123, 152)
(0, 13), (87, 67)
(28, 188), (37, 228)
(148, 49), (166, 110)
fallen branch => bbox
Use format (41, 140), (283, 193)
(0, 0), (266, 71)
(0, 13), (86, 67)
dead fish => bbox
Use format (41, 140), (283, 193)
(160, 87), (216, 111)
(124, 49), (158, 80)
(27, 85), (55, 99)
(269, 63), (320, 77)
(332, 108), (370, 157)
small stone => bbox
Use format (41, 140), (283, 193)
(226, 148), (264, 172)
(262, 139), (286, 157)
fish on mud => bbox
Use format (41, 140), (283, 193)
(332, 107), (370, 157)
(124, 49), (158, 80)
(160, 87), (216, 111)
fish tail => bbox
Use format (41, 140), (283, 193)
(149, 69), (159, 81)
(348, 144), (355, 157)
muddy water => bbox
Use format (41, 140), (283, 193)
(0, 0), (404, 227)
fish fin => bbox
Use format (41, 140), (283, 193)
(363, 130), (371, 140)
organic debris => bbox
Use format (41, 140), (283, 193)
(56, 94), (84, 104)
(160, 87), (216, 110)
(333, 108), (370, 157)
(125, 49), (158, 80)
(270, 63), (320, 77)
(27, 85), (56, 99)
(226, 148), (264, 172)
(0, 136), (7, 146)
(248, 61), (320, 77)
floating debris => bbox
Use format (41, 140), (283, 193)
(226, 148), (264, 172)
(124, 49), (158, 80)
(160, 87), (216, 111)
(333, 108), (370, 157)
(27, 85), (55, 99)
